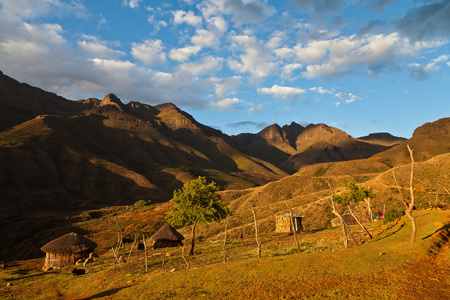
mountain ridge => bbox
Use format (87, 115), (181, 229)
(1, 70), (450, 261)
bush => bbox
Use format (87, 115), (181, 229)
(383, 209), (405, 224)
(134, 200), (151, 209)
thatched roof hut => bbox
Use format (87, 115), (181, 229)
(150, 224), (184, 249)
(40, 232), (97, 268)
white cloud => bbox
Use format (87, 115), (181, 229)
(179, 56), (222, 75)
(275, 47), (293, 59)
(228, 34), (278, 81)
(310, 86), (332, 95)
(299, 33), (440, 79)
(23, 22), (66, 45)
(0, 0), (90, 23)
(209, 97), (241, 110)
(172, 10), (202, 26)
(123, 0), (142, 8)
(199, 0), (275, 26)
(208, 16), (228, 34)
(258, 85), (305, 99)
(281, 63), (303, 79)
(191, 29), (218, 47)
(78, 40), (125, 59)
(247, 102), (268, 114)
(169, 45), (201, 61)
(207, 76), (241, 100)
(334, 91), (361, 103)
(266, 31), (285, 50)
(147, 13), (168, 35)
(153, 72), (173, 85)
(408, 55), (450, 81)
(131, 39), (166, 65)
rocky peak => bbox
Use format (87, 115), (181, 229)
(258, 124), (283, 141)
(282, 122), (305, 148)
(100, 93), (125, 111)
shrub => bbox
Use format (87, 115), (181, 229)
(134, 200), (151, 209)
(383, 209), (405, 224)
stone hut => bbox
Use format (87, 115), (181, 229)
(150, 224), (185, 249)
(40, 232), (97, 268)
(275, 213), (303, 233)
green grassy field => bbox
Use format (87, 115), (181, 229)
(1, 210), (449, 299)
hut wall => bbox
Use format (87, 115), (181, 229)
(153, 239), (183, 249)
(275, 215), (303, 233)
(44, 250), (91, 268)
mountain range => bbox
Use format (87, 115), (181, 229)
(1, 70), (450, 260)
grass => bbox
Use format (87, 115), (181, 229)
(1, 210), (449, 299)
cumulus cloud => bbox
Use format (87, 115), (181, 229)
(409, 55), (450, 81)
(298, 33), (440, 79)
(78, 39), (125, 59)
(191, 29), (219, 47)
(123, 0), (142, 8)
(258, 85), (305, 99)
(198, 0), (275, 26)
(131, 39), (166, 65)
(169, 45), (201, 61)
(207, 76), (242, 100)
(209, 97), (241, 110)
(179, 56), (222, 75)
(247, 102), (268, 114)
(147, 13), (168, 35)
(310, 86), (332, 95)
(172, 10), (202, 26)
(281, 63), (303, 79)
(334, 91), (361, 103)
(228, 34), (278, 81)
(0, 0), (90, 23)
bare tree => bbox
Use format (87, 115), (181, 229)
(327, 183), (348, 248)
(347, 205), (372, 239)
(252, 210), (261, 259)
(444, 187), (450, 196)
(222, 217), (229, 263)
(127, 234), (138, 264)
(143, 236), (148, 272)
(406, 145), (417, 242)
(326, 183), (359, 247)
(180, 244), (190, 269)
(284, 200), (301, 253)
(391, 169), (408, 209)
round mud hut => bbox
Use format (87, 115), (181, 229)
(150, 224), (184, 249)
(40, 232), (97, 268)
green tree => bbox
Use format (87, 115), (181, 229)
(166, 176), (231, 256)
(335, 181), (376, 239)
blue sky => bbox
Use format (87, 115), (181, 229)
(0, 0), (449, 138)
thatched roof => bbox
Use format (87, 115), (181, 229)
(150, 224), (184, 241)
(40, 232), (97, 254)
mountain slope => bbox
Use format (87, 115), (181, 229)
(0, 71), (287, 214)
(234, 122), (391, 173)
(372, 118), (450, 167)
(358, 132), (406, 146)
